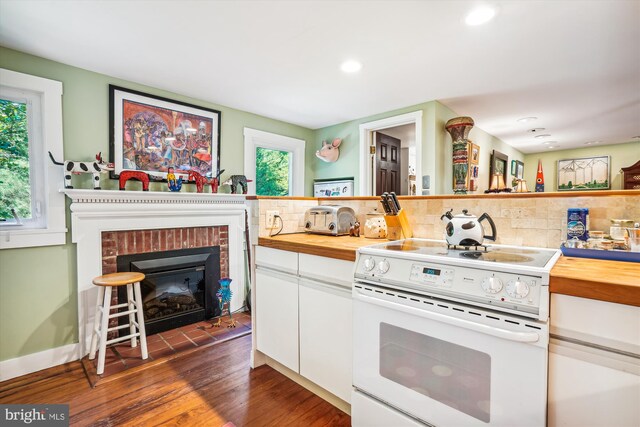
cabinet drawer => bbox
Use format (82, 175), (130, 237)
(299, 253), (354, 288)
(255, 246), (298, 275)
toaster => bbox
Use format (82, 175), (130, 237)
(304, 205), (357, 236)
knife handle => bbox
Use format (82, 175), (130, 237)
(380, 193), (392, 214)
(389, 192), (401, 213)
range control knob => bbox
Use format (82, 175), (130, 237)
(481, 276), (503, 294)
(328, 222), (336, 231)
(506, 279), (530, 299)
(377, 259), (390, 274)
(363, 257), (376, 271)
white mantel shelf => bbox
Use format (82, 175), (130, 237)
(63, 188), (248, 358)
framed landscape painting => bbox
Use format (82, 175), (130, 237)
(557, 155), (610, 191)
(109, 85), (221, 181)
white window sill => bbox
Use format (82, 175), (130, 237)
(0, 227), (67, 249)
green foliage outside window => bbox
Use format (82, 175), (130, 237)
(255, 147), (290, 196)
(0, 99), (31, 220)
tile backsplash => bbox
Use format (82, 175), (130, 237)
(256, 193), (640, 248)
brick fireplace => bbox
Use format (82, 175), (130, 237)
(64, 189), (247, 358)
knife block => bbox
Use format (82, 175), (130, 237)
(384, 209), (413, 240)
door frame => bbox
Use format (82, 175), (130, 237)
(358, 111), (423, 196)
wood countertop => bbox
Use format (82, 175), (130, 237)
(258, 234), (640, 306)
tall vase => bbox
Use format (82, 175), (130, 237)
(445, 116), (474, 195)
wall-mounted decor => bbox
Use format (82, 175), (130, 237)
(511, 160), (524, 179)
(470, 142), (480, 165)
(316, 138), (342, 162)
(557, 155), (611, 191)
(488, 150), (509, 192)
(109, 85), (221, 182)
(445, 116), (474, 194)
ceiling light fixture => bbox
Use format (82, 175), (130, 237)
(547, 146), (555, 149)
(544, 141), (557, 145)
(534, 134), (551, 139)
(340, 60), (362, 73)
(465, 6), (497, 26)
(527, 128), (546, 133)
(517, 117), (537, 123)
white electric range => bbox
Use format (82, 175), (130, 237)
(352, 239), (561, 427)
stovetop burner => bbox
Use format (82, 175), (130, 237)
(365, 238), (557, 268)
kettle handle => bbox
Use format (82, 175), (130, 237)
(478, 213), (497, 241)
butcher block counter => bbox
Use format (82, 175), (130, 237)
(258, 234), (640, 307)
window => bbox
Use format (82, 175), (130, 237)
(0, 69), (66, 249)
(243, 128), (305, 196)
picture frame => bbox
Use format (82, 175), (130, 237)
(489, 150), (509, 189)
(109, 85), (221, 182)
(511, 160), (524, 179)
(470, 142), (480, 165)
(557, 155), (611, 191)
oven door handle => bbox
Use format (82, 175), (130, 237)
(354, 291), (540, 343)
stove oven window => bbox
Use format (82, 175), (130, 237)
(379, 323), (492, 422)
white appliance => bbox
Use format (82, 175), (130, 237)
(352, 239), (561, 427)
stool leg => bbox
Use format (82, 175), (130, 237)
(96, 286), (112, 375)
(133, 281), (148, 360)
(126, 283), (137, 348)
(88, 286), (105, 360)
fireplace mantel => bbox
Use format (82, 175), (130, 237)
(64, 189), (247, 357)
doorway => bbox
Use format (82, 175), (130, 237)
(359, 111), (422, 196)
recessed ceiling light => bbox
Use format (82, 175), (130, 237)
(585, 140), (601, 145)
(340, 60), (362, 73)
(543, 141), (557, 145)
(465, 6), (497, 26)
(517, 117), (537, 123)
(547, 146), (555, 149)
(527, 128), (546, 133)
(534, 134), (551, 139)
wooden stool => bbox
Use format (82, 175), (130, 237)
(88, 272), (148, 375)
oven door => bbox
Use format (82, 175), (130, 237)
(353, 283), (548, 427)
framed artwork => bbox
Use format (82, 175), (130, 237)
(109, 85), (221, 181)
(511, 160), (524, 179)
(557, 155), (611, 191)
(470, 142), (480, 165)
(490, 150), (509, 189)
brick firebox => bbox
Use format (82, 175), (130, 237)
(101, 226), (229, 277)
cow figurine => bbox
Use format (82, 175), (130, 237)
(315, 138), (342, 163)
(48, 151), (114, 189)
(222, 175), (252, 194)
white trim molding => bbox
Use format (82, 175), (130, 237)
(0, 343), (80, 382)
(64, 189), (247, 358)
(358, 111), (423, 196)
(243, 127), (305, 196)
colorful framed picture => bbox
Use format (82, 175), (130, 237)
(109, 85), (221, 181)
(557, 155), (611, 191)
(470, 142), (480, 165)
(511, 160), (524, 179)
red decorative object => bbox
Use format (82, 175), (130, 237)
(187, 170), (217, 193)
(119, 170), (150, 191)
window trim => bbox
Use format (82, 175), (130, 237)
(0, 68), (66, 249)
(243, 128), (305, 196)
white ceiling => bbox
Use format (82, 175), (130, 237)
(1, 0), (639, 154)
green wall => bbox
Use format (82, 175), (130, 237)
(524, 142), (640, 192)
(311, 100), (525, 195)
(0, 46), (314, 361)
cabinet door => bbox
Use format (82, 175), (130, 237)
(299, 278), (352, 403)
(255, 268), (299, 372)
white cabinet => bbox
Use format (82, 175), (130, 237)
(299, 278), (353, 402)
(255, 247), (354, 403)
(548, 294), (640, 427)
(255, 267), (299, 372)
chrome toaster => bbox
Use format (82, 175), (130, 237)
(304, 205), (357, 236)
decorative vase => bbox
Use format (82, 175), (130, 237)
(445, 116), (474, 195)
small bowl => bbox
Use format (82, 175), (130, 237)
(598, 240), (614, 250)
(589, 231), (604, 239)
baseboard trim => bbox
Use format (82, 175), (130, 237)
(264, 355), (351, 416)
(0, 343), (81, 382)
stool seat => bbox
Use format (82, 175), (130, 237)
(93, 272), (146, 287)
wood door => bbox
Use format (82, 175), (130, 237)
(375, 132), (401, 195)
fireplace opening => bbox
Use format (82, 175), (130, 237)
(117, 246), (221, 335)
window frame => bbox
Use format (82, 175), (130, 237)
(243, 128), (305, 196)
(0, 68), (66, 249)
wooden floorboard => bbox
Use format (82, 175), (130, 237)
(0, 334), (350, 426)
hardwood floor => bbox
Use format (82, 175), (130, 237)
(0, 334), (351, 426)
